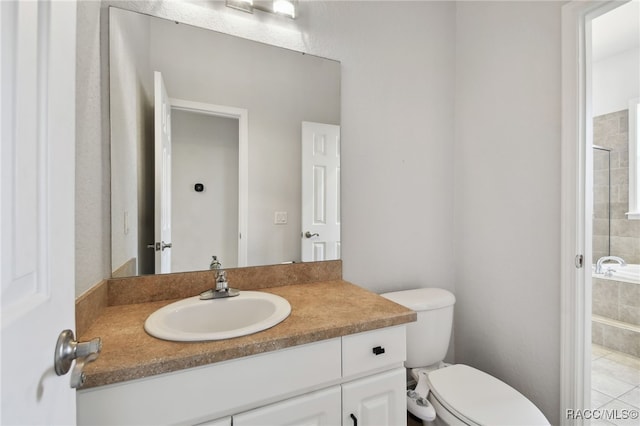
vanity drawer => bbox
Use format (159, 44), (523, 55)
(342, 326), (406, 378)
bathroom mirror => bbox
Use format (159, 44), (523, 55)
(109, 7), (341, 277)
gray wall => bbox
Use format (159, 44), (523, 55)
(109, 8), (153, 276)
(453, 2), (562, 421)
(76, 0), (111, 292)
(172, 111), (239, 271)
(76, 1), (563, 422)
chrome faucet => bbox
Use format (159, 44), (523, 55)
(200, 256), (239, 299)
(595, 256), (627, 276)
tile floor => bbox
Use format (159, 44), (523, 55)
(591, 344), (640, 426)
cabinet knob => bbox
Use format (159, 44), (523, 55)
(372, 346), (385, 355)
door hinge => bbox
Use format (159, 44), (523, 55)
(575, 254), (584, 269)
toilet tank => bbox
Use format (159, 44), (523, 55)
(381, 288), (455, 368)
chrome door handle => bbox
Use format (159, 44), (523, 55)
(54, 329), (102, 388)
(304, 231), (319, 238)
(147, 242), (172, 251)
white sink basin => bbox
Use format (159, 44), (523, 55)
(144, 291), (291, 342)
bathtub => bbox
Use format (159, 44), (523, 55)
(592, 263), (640, 285)
(591, 263), (640, 358)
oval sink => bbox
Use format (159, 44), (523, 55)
(144, 291), (291, 342)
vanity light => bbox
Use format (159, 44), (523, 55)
(226, 0), (297, 19)
(226, 0), (254, 14)
(272, 0), (297, 18)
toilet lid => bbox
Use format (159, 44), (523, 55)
(426, 365), (549, 426)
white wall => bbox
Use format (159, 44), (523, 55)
(453, 2), (562, 422)
(591, 0), (640, 117)
(171, 111), (239, 271)
(76, 0), (111, 295)
(592, 48), (640, 116)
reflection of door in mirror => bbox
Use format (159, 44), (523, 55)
(302, 122), (341, 262)
(154, 71), (173, 274)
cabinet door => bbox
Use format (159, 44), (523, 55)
(343, 368), (406, 426)
(234, 386), (341, 426)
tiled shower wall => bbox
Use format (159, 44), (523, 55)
(593, 110), (640, 265)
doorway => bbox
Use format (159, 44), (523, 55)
(588, 2), (640, 414)
(171, 110), (239, 271)
(170, 99), (249, 268)
(561, 0), (640, 422)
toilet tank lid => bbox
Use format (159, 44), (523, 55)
(381, 288), (455, 311)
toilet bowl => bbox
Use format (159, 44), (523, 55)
(381, 288), (549, 426)
(419, 364), (549, 425)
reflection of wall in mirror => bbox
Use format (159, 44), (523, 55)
(109, 9), (154, 277)
(172, 110), (239, 271)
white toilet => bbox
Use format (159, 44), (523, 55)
(381, 288), (550, 426)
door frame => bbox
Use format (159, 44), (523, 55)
(560, 1), (629, 423)
(170, 98), (248, 267)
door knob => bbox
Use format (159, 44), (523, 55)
(304, 231), (319, 238)
(161, 241), (172, 251)
(54, 329), (102, 388)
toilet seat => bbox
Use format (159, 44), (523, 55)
(426, 364), (549, 426)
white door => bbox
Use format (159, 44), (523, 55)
(342, 369), (407, 426)
(233, 386), (341, 426)
(301, 122), (341, 262)
(154, 71), (172, 273)
(1, 1), (77, 424)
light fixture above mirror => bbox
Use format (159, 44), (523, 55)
(226, 0), (298, 19)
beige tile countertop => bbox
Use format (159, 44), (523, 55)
(78, 279), (416, 389)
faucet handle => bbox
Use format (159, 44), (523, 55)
(210, 255), (222, 270)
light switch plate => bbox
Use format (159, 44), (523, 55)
(274, 211), (287, 224)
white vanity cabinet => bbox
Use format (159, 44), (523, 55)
(233, 386), (342, 426)
(77, 326), (407, 426)
(342, 368), (407, 426)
